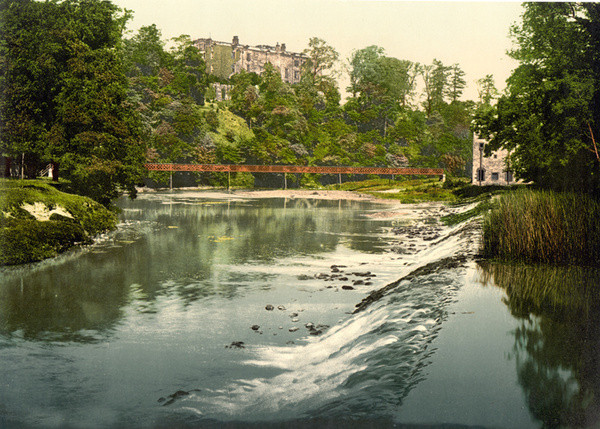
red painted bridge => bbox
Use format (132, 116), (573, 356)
(144, 163), (445, 189)
(145, 163), (444, 177)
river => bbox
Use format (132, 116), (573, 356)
(1, 190), (599, 428)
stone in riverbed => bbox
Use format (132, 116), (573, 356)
(158, 389), (202, 406)
(265, 304), (274, 311)
(251, 325), (260, 331)
(289, 327), (299, 332)
(342, 285), (355, 290)
(353, 271), (372, 277)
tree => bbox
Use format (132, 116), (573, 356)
(0, 0), (145, 205)
(421, 59), (450, 116)
(473, 2), (600, 193)
(346, 46), (418, 135)
(447, 63), (466, 102)
(123, 24), (168, 77)
(475, 74), (498, 105)
(302, 37), (339, 80)
(168, 34), (207, 104)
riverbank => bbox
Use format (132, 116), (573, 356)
(0, 180), (117, 265)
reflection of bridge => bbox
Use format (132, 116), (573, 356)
(144, 163), (445, 188)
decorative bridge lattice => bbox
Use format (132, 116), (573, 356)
(145, 163), (444, 177)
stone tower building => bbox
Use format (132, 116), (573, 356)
(193, 36), (308, 84)
(472, 134), (520, 186)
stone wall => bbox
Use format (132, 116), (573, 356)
(472, 134), (521, 186)
(194, 36), (307, 84)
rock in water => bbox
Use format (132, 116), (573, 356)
(158, 389), (201, 406)
(265, 304), (274, 311)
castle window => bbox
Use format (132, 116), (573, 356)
(294, 60), (299, 67)
(477, 168), (485, 181)
(285, 68), (289, 79)
(493, 154), (498, 159)
(247, 53), (251, 61)
(479, 142), (484, 151)
(294, 71), (300, 80)
(491, 172), (499, 181)
(247, 64), (250, 71)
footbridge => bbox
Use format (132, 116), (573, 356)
(144, 163), (445, 188)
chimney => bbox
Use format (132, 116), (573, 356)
(281, 43), (286, 52)
(232, 36), (239, 46)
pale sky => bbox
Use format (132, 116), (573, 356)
(111, 0), (524, 102)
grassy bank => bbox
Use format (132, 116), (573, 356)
(482, 189), (600, 266)
(0, 179), (117, 265)
(326, 177), (460, 203)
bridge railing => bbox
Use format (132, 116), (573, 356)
(144, 163), (444, 177)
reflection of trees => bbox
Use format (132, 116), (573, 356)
(478, 263), (600, 428)
(0, 197), (390, 341)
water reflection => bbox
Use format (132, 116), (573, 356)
(0, 195), (392, 344)
(478, 262), (600, 428)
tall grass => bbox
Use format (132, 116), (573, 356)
(483, 189), (600, 266)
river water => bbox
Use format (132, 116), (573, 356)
(1, 190), (599, 429)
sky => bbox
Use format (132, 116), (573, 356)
(110, 0), (525, 102)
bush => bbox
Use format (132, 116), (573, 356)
(0, 219), (90, 265)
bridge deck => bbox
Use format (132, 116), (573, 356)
(145, 163), (444, 176)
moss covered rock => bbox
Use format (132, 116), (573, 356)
(0, 179), (117, 265)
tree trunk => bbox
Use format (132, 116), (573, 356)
(51, 161), (60, 182)
(21, 152), (25, 180)
(4, 157), (11, 178)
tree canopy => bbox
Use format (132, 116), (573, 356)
(1, 1), (483, 197)
(0, 0), (146, 205)
(473, 2), (600, 194)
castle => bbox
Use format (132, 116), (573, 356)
(472, 134), (521, 186)
(193, 36), (308, 85)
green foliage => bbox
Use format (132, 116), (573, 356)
(473, 3), (600, 194)
(0, 0), (146, 205)
(483, 189), (600, 266)
(329, 177), (456, 203)
(0, 179), (117, 265)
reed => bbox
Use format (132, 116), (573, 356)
(483, 189), (600, 266)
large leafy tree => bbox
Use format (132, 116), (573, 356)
(473, 2), (600, 193)
(0, 0), (145, 205)
(346, 46), (418, 135)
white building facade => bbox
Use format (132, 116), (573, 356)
(472, 134), (520, 186)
